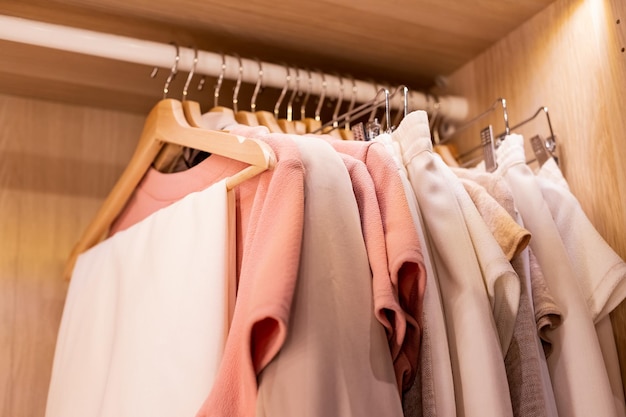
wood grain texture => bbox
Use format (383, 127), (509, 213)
(444, 0), (626, 390)
(0, 0), (554, 90)
(0, 94), (144, 416)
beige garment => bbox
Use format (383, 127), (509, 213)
(375, 133), (456, 417)
(393, 111), (513, 417)
(528, 249), (562, 357)
(255, 137), (402, 417)
(440, 160), (520, 355)
(459, 178), (531, 261)
(453, 167), (563, 350)
(454, 169), (559, 417)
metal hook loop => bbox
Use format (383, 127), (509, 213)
(182, 45), (198, 101)
(331, 73), (344, 128)
(274, 64), (291, 119)
(344, 75), (357, 129)
(232, 54), (243, 113)
(300, 69), (313, 120)
(251, 58), (263, 112)
(368, 81), (380, 123)
(152, 42), (180, 99)
(286, 67), (300, 121)
(213, 52), (226, 108)
(314, 70), (327, 122)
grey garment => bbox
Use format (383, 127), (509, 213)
(528, 249), (562, 358)
(452, 171), (557, 417)
(506, 255), (555, 417)
(255, 137), (402, 417)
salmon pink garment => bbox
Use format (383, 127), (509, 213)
(110, 129), (306, 417)
(328, 138), (427, 393)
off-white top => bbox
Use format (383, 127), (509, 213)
(393, 110), (513, 417)
(494, 135), (618, 417)
(46, 180), (233, 417)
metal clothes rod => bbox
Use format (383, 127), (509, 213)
(0, 15), (468, 122)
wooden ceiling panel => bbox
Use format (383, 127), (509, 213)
(0, 0), (554, 87)
(0, 0), (555, 112)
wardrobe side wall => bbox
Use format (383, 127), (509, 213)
(445, 0), (626, 390)
(0, 93), (144, 416)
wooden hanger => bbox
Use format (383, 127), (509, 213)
(63, 98), (276, 280)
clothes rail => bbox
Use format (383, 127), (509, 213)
(0, 15), (468, 122)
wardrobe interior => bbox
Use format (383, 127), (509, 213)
(1, 0), (625, 415)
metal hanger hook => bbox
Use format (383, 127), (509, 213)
(151, 41), (180, 99)
(368, 81), (380, 123)
(331, 73), (344, 128)
(182, 45), (198, 101)
(251, 58), (263, 112)
(344, 75), (357, 129)
(213, 52), (226, 107)
(274, 64), (291, 119)
(232, 54), (243, 113)
(300, 68), (313, 120)
(286, 67), (300, 121)
(314, 70), (327, 121)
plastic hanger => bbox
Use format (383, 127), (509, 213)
(233, 55), (259, 126)
(254, 60), (283, 133)
(63, 56), (277, 281)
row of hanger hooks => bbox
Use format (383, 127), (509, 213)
(153, 43), (420, 131)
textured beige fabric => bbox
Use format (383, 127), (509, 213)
(459, 178), (531, 261)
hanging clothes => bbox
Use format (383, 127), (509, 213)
(489, 134), (619, 417)
(392, 110), (514, 417)
(375, 132), (457, 417)
(450, 171), (558, 417)
(46, 179), (233, 417)
(535, 157), (626, 416)
(256, 137), (403, 417)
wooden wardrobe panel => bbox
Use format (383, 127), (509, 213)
(444, 0), (626, 387)
(0, 94), (143, 416)
(0, 0), (555, 88)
